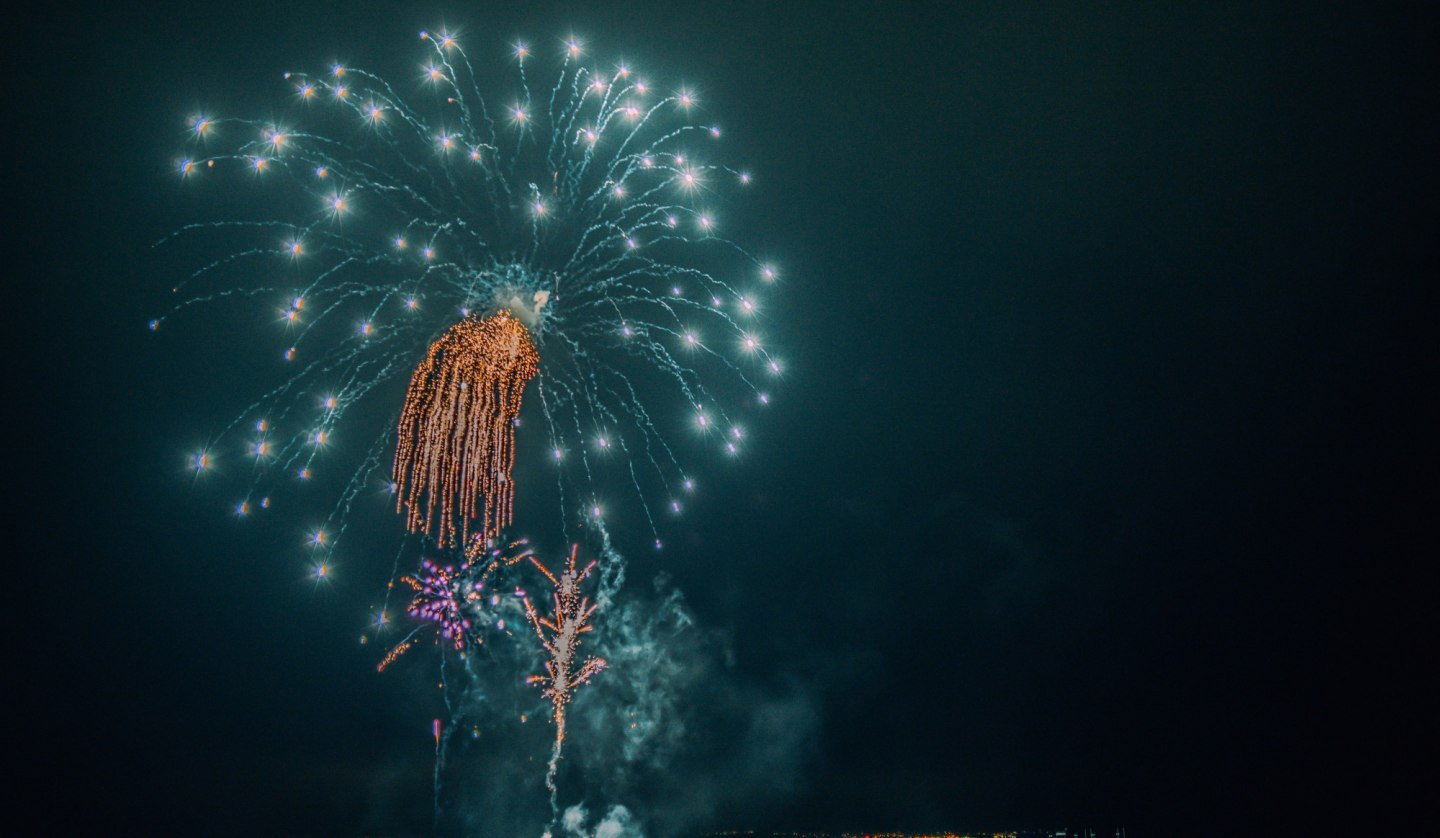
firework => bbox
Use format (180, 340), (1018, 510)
(394, 311), (539, 547)
(524, 544), (606, 790)
(379, 537), (535, 670)
(161, 30), (781, 824)
(160, 29), (781, 552)
(377, 559), (477, 671)
(405, 559), (479, 649)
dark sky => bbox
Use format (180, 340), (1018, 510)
(14, 1), (1436, 834)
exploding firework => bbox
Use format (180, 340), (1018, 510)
(159, 29), (781, 555)
(379, 537), (536, 670)
(523, 544), (607, 792)
(403, 560), (476, 650)
(160, 30), (782, 827)
(394, 311), (539, 548)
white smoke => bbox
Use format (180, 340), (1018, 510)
(560, 803), (640, 837)
(501, 289), (551, 330)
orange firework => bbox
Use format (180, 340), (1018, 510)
(393, 311), (539, 548)
(523, 544), (606, 792)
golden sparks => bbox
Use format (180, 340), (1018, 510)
(376, 640), (413, 673)
(393, 311), (539, 548)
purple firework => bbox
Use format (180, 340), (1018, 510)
(404, 559), (480, 650)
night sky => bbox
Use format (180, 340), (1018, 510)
(15, 2), (1436, 834)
